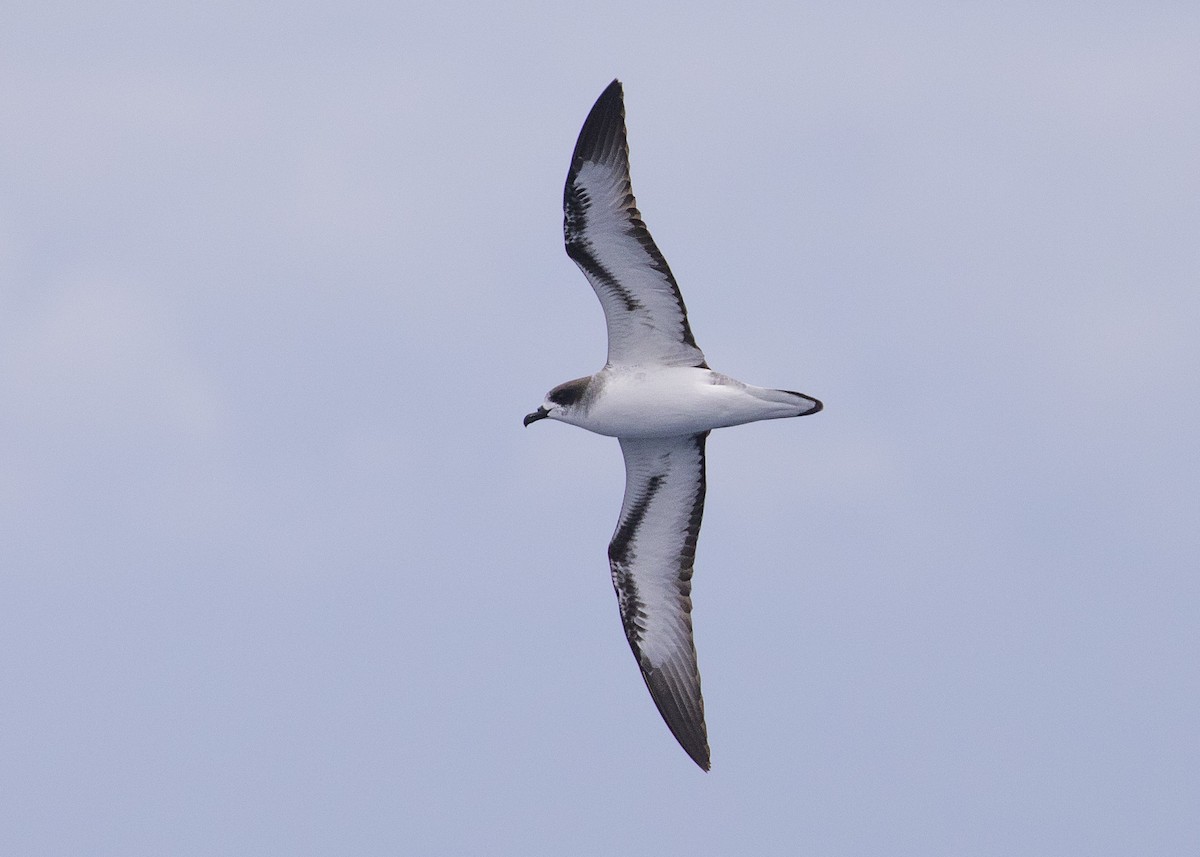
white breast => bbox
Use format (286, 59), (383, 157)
(572, 367), (801, 439)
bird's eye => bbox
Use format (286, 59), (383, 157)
(549, 379), (586, 407)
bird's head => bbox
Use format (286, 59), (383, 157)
(524, 376), (592, 428)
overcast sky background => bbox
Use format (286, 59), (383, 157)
(3, 2), (1198, 855)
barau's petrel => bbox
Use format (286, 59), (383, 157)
(524, 80), (822, 771)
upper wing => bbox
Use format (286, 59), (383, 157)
(609, 432), (711, 770)
(564, 80), (708, 369)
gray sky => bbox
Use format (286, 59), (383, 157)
(3, 2), (1198, 854)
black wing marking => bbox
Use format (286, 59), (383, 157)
(564, 80), (708, 369)
(610, 432), (710, 769)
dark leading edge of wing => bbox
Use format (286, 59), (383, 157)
(609, 433), (711, 770)
(563, 80), (708, 369)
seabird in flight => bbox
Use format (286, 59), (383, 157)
(524, 80), (823, 770)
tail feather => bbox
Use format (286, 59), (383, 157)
(751, 387), (822, 417)
(780, 389), (823, 416)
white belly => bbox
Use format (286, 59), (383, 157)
(572, 367), (801, 438)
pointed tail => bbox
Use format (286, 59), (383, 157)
(757, 388), (823, 417)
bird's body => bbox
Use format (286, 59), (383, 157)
(525, 80), (822, 770)
(541, 366), (817, 439)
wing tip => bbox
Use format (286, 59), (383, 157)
(689, 741), (713, 772)
(641, 661), (712, 771)
(570, 79), (628, 170)
(674, 718), (712, 771)
(593, 78), (623, 113)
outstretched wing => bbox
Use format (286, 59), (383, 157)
(564, 80), (708, 370)
(609, 432), (710, 769)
